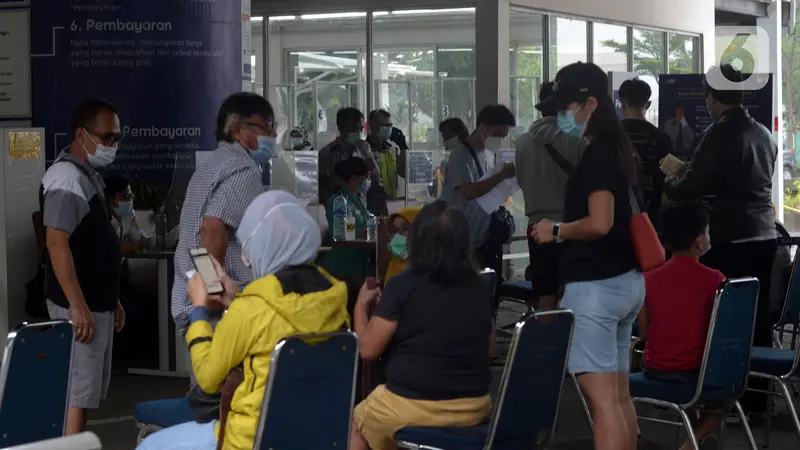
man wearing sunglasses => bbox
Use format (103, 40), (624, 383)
(40, 98), (125, 435)
(172, 92), (276, 385)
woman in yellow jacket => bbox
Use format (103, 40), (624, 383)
(137, 191), (349, 450)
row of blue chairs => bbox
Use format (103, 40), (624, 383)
(136, 307), (577, 450)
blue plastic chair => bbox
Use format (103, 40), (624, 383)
(395, 309), (575, 450)
(0, 321), (74, 447)
(253, 331), (358, 450)
(749, 298), (800, 447)
(630, 277), (760, 450)
(773, 246), (800, 350)
(497, 280), (538, 331)
(133, 397), (194, 443)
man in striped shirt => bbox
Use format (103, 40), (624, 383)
(172, 93), (275, 343)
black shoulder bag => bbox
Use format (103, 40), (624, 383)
(544, 143), (575, 176)
(464, 144), (515, 244)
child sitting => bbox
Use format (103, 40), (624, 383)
(638, 202), (727, 450)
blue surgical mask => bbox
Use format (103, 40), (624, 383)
(114, 200), (133, 218)
(389, 234), (408, 259)
(291, 138), (305, 149)
(252, 136), (277, 164)
(346, 132), (365, 146)
(557, 110), (585, 137)
(378, 126), (392, 142)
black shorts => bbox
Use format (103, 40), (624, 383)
(527, 235), (559, 297)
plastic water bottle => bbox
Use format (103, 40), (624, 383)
(332, 194), (348, 241)
(345, 207), (356, 241)
(366, 214), (377, 242)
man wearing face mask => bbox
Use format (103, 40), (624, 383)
(665, 65), (777, 417)
(172, 93), (275, 354)
(40, 98), (125, 435)
(440, 105), (516, 287)
(104, 175), (147, 242)
(367, 109), (406, 199)
(318, 107), (382, 211)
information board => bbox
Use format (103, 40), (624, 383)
(658, 73), (772, 160)
(405, 150), (434, 207)
(31, 0), (242, 182)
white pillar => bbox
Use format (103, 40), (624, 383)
(757, 1), (783, 220)
(475, 0), (510, 110)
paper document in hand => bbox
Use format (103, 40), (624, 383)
(476, 176), (520, 214)
(659, 154), (686, 176)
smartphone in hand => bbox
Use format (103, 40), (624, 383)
(189, 248), (224, 295)
(366, 277), (379, 290)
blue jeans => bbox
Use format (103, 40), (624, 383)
(136, 421), (217, 450)
(560, 270), (645, 374)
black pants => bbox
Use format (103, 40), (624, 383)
(701, 239), (777, 413)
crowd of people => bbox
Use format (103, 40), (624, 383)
(34, 60), (783, 450)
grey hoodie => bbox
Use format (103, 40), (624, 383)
(515, 116), (588, 223)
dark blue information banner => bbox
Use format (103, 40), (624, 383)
(31, 0), (242, 181)
(658, 74), (773, 160)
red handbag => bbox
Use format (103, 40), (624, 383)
(627, 184), (665, 271)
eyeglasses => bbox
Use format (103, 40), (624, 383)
(88, 129), (124, 146)
(242, 120), (276, 135)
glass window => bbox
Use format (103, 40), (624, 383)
(550, 17), (587, 79)
(509, 9), (545, 132)
(668, 32), (697, 74)
(250, 18), (264, 95)
(372, 8), (476, 150)
(632, 28), (666, 125)
(782, 5), (799, 234)
(268, 13), (367, 149)
(593, 22), (628, 72)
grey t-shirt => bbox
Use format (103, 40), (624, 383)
(439, 142), (493, 250)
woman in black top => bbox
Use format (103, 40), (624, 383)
(350, 201), (494, 450)
(531, 62), (645, 450)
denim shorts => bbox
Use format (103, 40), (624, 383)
(560, 270), (646, 374)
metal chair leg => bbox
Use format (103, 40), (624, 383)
(678, 408), (700, 450)
(571, 373), (594, 429)
(777, 379), (800, 441)
(764, 382), (773, 449)
(735, 400), (759, 450)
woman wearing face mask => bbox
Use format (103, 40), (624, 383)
(137, 191), (349, 450)
(320, 157), (375, 283)
(384, 207), (421, 282)
(530, 62), (645, 450)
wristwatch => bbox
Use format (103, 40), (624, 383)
(552, 223), (564, 243)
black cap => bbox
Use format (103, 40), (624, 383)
(534, 82), (556, 114)
(535, 62), (609, 112)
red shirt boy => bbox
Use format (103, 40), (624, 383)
(640, 203), (725, 373)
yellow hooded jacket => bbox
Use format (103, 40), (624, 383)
(186, 267), (350, 450)
(384, 207), (421, 282)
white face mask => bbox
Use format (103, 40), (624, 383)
(484, 137), (502, 152)
(443, 137), (459, 150)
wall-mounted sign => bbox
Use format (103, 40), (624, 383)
(0, 9), (31, 118)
